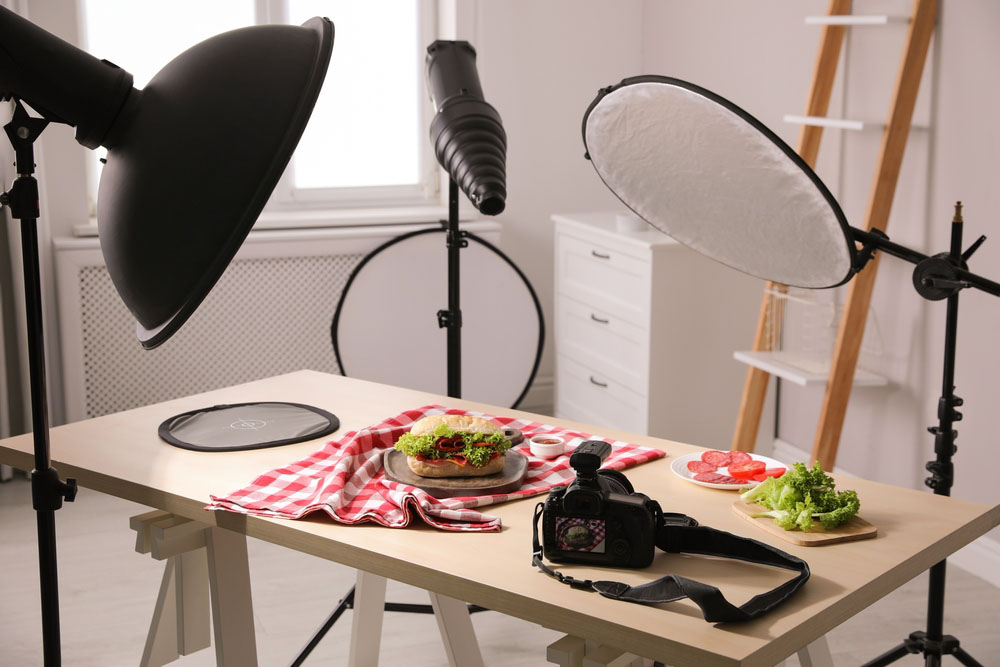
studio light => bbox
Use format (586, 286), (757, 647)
(583, 74), (999, 667)
(423, 40), (508, 399)
(426, 40), (507, 216)
(1, 7), (333, 664)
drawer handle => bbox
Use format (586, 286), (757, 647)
(591, 250), (611, 259)
(590, 313), (609, 324)
(589, 376), (608, 388)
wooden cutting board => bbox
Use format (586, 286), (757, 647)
(384, 450), (529, 499)
(732, 500), (877, 546)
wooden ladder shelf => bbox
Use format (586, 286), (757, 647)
(731, 0), (938, 470)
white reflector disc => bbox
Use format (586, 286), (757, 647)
(584, 76), (855, 288)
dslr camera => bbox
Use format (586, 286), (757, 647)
(541, 440), (663, 568)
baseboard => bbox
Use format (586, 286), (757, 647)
(773, 438), (1000, 589)
(947, 529), (1000, 590)
(518, 374), (554, 417)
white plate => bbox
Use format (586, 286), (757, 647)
(670, 451), (789, 490)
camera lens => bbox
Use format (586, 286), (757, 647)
(597, 469), (634, 495)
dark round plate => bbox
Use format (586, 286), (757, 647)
(383, 449), (529, 499)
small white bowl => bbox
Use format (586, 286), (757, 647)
(529, 435), (566, 458)
(616, 212), (646, 232)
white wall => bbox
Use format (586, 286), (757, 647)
(467, 0), (645, 404)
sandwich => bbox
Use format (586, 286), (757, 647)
(394, 414), (511, 477)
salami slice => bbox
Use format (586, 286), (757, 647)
(729, 450), (753, 465)
(686, 460), (717, 474)
(700, 450), (732, 467)
(693, 471), (744, 485)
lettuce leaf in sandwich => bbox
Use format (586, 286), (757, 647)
(394, 422), (510, 467)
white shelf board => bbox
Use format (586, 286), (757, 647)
(783, 114), (870, 131)
(805, 15), (909, 26)
(783, 114), (929, 132)
(733, 351), (889, 388)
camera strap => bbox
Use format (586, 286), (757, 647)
(531, 503), (810, 623)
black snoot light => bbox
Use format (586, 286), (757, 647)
(0, 6), (333, 664)
(421, 40), (508, 400)
(425, 40), (506, 216)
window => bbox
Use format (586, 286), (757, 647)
(81, 0), (440, 227)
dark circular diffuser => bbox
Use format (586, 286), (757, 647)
(98, 19), (334, 348)
(583, 76), (857, 289)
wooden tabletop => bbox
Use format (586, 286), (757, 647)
(2, 370), (998, 666)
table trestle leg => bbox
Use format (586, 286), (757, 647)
(348, 570), (388, 666)
(129, 512), (257, 667)
(797, 635), (835, 667)
(546, 635), (649, 667)
(428, 590), (485, 667)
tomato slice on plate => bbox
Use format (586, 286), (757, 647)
(727, 460), (766, 479)
(751, 468), (787, 482)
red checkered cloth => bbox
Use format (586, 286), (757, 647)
(207, 405), (665, 532)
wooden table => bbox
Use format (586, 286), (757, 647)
(2, 370), (998, 666)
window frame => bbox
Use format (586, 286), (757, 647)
(75, 0), (449, 233)
(261, 0), (443, 219)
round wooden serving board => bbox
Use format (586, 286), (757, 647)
(732, 500), (877, 546)
(383, 450), (529, 499)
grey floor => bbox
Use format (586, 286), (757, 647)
(1, 475), (998, 666)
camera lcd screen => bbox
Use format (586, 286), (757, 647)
(555, 517), (606, 553)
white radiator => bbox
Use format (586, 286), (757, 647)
(55, 222), (500, 423)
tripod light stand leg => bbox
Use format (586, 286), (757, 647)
(951, 646), (985, 667)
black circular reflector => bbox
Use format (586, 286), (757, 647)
(159, 402), (339, 452)
(332, 229), (543, 409)
(583, 76), (857, 288)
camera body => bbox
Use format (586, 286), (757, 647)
(541, 440), (659, 568)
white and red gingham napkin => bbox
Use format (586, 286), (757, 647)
(208, 405), (665, 532)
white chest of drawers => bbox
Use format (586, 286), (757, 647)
(553, 212), (764, 449)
